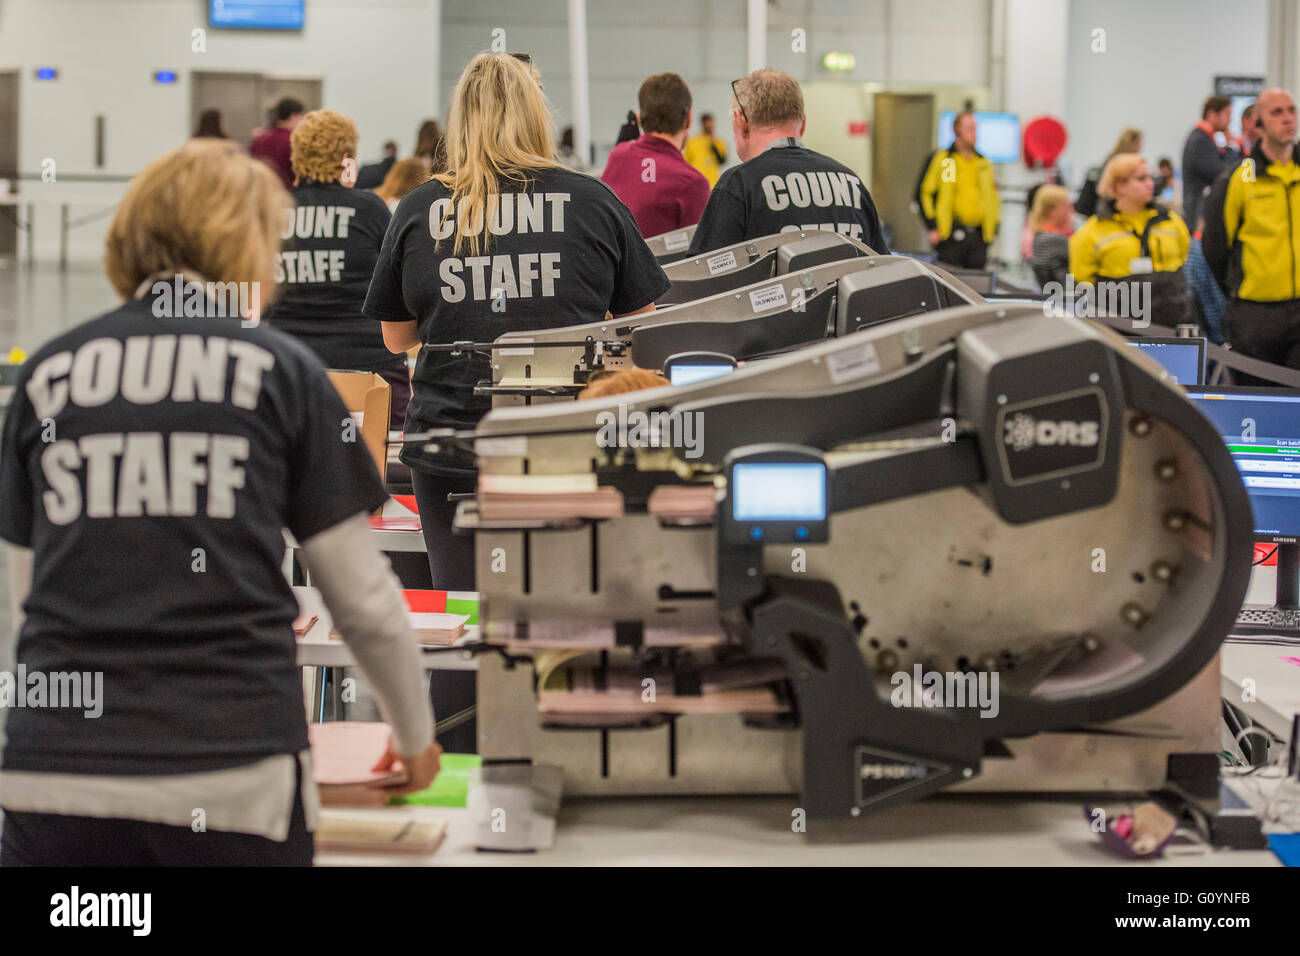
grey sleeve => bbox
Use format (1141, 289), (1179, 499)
(299, 513), (435, 756)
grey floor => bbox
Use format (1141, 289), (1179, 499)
(0, 260), (118, 746)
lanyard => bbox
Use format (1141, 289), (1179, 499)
(764, 137), (804, 152)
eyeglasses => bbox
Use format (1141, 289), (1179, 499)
(510, 52), (532, 65)
(731, 78), (748, 124)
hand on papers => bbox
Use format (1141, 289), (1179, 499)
(372, 739), (443, 794)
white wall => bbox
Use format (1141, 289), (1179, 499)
(1063, 0), (1268, 182)
(440, 0), (990, 167)
(0, 0), (442, 259)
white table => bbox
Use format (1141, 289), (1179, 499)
(0, 193), (122, 270)
(1221, 639), (1299, 741)
(314, 793), (1282, 867)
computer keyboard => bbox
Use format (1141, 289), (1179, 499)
(1233, 605), (1300, 637)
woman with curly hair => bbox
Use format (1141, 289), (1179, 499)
(262, 109), (412, 425)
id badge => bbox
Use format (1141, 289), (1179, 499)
(953, 228), (966, 241)
(1129, 256), (1153, 275)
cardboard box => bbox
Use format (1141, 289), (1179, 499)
(327, 370), (391, 487)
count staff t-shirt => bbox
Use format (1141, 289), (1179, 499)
(363, 167), (671, 475)
(263, 180), (400, 371)
(0, 293), (387, 775)
(687, 139), (889, 256)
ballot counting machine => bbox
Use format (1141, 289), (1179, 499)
(425, 301), (1253, 821)
(656, 229), (875, 305)
(468, 250), (982, 408)
(644, 224), (697, 264)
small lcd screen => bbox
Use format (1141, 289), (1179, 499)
(733, 463), (827, 521)
(1125, 340), (1204, 385)
(669, 364), (735, 386)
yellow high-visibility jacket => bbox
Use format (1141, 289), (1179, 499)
(1203, 144), (1300, 301)
(1068, 201), (1189, 285)
(683, 134), (727, 188)
(919, 147), (1000, 243)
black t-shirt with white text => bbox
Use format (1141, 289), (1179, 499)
(363, 167), (670, 474)
(687, 140), (889, 256)
(263, 180), (401, 371)
(0, 295), (387, 775)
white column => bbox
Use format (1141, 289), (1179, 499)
(747, 0), (767, 74)
(1267, 0), (1298, 91)
(430, 0), (442, 118)
(568, 0), (591, 166)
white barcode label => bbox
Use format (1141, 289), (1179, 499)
(662, 230), (690, 252)
(476, 436), (528, 456)
(706, 250), (737, 274)
(498, 337), (534, 356)
(748, 284), (789, 312)
(826, 342), (882, 385)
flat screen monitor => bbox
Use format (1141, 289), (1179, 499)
(732, 462), (827, 522)
(669, 364), (735, 386)
(937, 111), (1021, 164)
(1185, 386), (1300, 542)
(210, 0), (305, 30)
(1125, 337), (1206, 385)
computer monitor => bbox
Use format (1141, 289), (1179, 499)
(664, 352), (737, 386)
(937, 111), (1021, 164)
(1125, 336), (1206, 386)
(1184, 387), (1300, 544)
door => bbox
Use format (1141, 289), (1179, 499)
(0, 72), (18, 255)
(872, 93), (935, 254)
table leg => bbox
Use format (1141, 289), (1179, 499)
(59, 203), (69, 272)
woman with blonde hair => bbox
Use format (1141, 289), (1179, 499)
(0, 139), (439, 866)
(364, 53), (668, 750)
(1069, 152), (1190, 325)
(1077, 127), (1145, 216)
(1027, 184), (1075, 289)
(374, 156), (432, 211)
(260, 109), (412, 425)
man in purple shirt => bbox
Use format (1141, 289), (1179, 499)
(601, 73), (709, 238)
(250, 97), (305, 189)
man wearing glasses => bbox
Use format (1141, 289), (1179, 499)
(687, 68), (888, 256)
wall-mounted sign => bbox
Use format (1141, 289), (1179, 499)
(821, 52), (856, 73)
(35, 67), (58, 81)
(1215, 76), (1265, 97)
(154, 71), (178, 84)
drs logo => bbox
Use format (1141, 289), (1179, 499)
(996, 389), (1107, 485)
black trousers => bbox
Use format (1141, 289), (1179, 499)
(376, 362), (412, 431)
(935, 228), (988, 269)
(411, 468), (478, 754)
(1223, 298), (1300, 385)
(0, 763), (313, 867)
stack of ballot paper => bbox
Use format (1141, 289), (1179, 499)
(315, 815), (447, 855)
(408, 611), (469, 645)
(536, 657), (789, 715)
(309, 721), (407, 807)
(478, 473), (623, 520)
(647, 484), (717, 521)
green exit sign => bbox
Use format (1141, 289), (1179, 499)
(821, 52), (855, 72)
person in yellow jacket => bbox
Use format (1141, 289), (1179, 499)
(1203, 87), (1300, 378)
(919, 111), (1001, 268)
(683, 113), (727, 188)
(1068, 153), (1190, 328)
